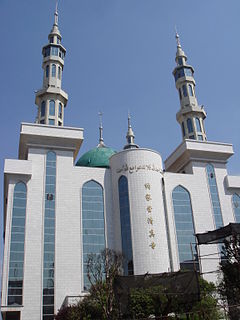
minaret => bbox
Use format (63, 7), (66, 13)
(35, 3), (68, 126)
(124, 113), (139, 149)
(97, 112), (105, 147)
(173, 32), (207, 141)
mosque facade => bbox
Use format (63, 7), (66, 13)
(1, 7), (240, 320)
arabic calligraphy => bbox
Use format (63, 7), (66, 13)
(116, 163), (163, 175)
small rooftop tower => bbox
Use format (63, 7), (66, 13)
(35, 3), (68, 126)
(173, 32), (207, 141)
(124, 113), (139, 150)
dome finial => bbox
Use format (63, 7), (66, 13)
(124, 112), (139, 150)
(175, 26), (181, 48)
(54, 0), (59, 26)
(98, 111), (105, 147)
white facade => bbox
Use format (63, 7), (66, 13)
(2, 9), (240, 320)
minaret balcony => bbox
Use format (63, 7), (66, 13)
(176, 106), (206, 122)
(43, 55), (64, 66)
(35, 87), (68, 105)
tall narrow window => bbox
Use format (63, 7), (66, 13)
(58, 103), (62, 119)
(188, 84), (193, 96)
(179, 88), (182, 100)
(8, 182), (27, 306)
(46, 65), (49, 78)
(82, 181), (105, 290)
(49, 101), (55, 116)
(58, 66), (61, 80)
(182, 84), (188, 97)
(42, 151), (56, 320)
(118, 176), (134, 275)
(206, 164), (223, 229)
(172, 185), (198, 270)
(232, 194), (240, 223)
(195, 118), (201, 132)
(181, 122), (185, 137)
(187, 118), (193, 133)
(52, 64), (56, 77)
(41, 101), (46, 117)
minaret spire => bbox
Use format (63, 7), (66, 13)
(35, 3), (68, 126)
(98, 112), (105, 147)
(54, 1), (59, 26)
(124, 112), (139, 150)
(172, 32), (207, 142)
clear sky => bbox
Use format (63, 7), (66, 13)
(0, 0), (240, 276)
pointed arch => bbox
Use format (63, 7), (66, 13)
(172, 185), (197, 270)
(82, 180), (105, 290)
(206, 164), (223, 228)
(118, 175), (134, 275)
(8, 181), (27, 306)
(232, 193), (240, 223)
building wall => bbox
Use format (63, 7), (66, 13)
(110, 148), (170, 275)
(2, 135), (240, 318)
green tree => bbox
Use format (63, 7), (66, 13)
(219, 235), (240, 320)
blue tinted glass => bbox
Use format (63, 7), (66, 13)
(181, 122), (185, 136)
(46, 65), (49, 78)
(172, 186), (198, 270)
(48, 119), (55, 125)
(58, 66), (61, 80)
(41, 101), (46, 117)
(195, 118), (201, 132)
(118, 176), (134, 276)
(206, 164), (223, 229)
(179, 88), (182, 100)
(187, 118), (193, 133)
(43, 152), (56, 318)
(182, 85), (188, 97)
(82, 181), (105, 290)
(51, 64), (56, 77)
(49, 101), (55, 116)
(51, 46), (58, 56)
(8, 182), (27, 306)
(178, 57), (183, 65)
(232, 194), (240, 223)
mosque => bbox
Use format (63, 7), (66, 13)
(1, 6), (240, 320)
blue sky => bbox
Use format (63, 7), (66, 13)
(0, 0), (240, 273)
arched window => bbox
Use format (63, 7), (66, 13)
(206, 164), (223, 229)
(46, 65), (49, 78)
(182, 84), (188, 97)
(82, 180), (105, 290)
(58, 66), (61, 80)
(181, 122), (186, 137)
(118, 176), (134, 275)
(41, 101), (45, 117)
(42, 151), (56, 318)
(187, 118), (193, 133)
(232, 194), (240, 223)
(188, 84), (193, 96)
(172, 185), (197, 270)
(58, 103), (62, 119)
(52, 64), (56, 77)
(195, 118), (201, 132)
(49, 100), (55, 116)
(179, 88), (182, 100)
(8, 182), (27, 306)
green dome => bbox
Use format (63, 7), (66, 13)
(76, 146), (117, 168)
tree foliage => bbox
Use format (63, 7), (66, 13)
(55, 249), (221, 320)
(219, 235), (240, 320)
